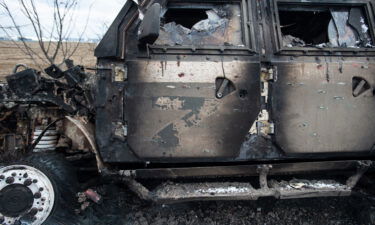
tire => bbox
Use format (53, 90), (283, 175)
(0, 153), (80, 225)
(358, 205), (375, 225)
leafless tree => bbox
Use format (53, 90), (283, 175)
(94, 22), (109, 42)
(0, 0), (91, 69)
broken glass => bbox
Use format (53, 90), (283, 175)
(283, 35), (306, 47)
(278, 4), (373, 49)
(329, 9), (357, 47)
(154, 4), (243, 46)
(348, 8), (372, 47)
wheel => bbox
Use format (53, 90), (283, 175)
(0, 153), (80, 225)
(358, 204), (375, 225)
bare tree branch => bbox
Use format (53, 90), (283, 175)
(0, 0), (48, 70)
(0, 0), (88, 69)
(61, 1), (93, 65)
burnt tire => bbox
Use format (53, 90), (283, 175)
(358, 205), (375, 225)
(0, 153), (80, 225)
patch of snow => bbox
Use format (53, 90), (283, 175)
(287, 180), (345, 190)
(196, 186), (250, 194)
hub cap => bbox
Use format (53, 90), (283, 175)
(0, 165), (55, 225)
(0, 184), (34, 217)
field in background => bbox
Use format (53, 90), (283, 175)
(0, 41), (97, 81)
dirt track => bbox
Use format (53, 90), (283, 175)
(78, 184), (367, 225)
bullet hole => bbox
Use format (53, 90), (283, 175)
(239, 90), (248, 98)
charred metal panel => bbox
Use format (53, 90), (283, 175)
(95, 67), (140, 163)
(94, 0), (375, 167)
(272, 61), (375, 154)
(131, 160), (361, 179)
(126, 60), (260, 159)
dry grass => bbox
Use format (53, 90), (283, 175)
(0, 41), (97, 81)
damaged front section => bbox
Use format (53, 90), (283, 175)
(0, 62), (106, 225)
(1, 61), (95, 115)
(0, 61), (100, 165)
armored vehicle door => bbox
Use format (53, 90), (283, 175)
(122, 0), (262, 161)
(267, 0), (375, 155)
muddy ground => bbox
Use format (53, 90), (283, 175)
(78, 184), (370, 225)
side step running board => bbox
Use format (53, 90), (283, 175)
(153, 180), (350, 203)
(120, 161), (371, 203)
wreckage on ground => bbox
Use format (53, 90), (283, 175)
(2, 0), (375, 224)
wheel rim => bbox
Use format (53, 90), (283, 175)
(0, 165), (55, 225)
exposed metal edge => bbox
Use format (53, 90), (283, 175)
(65, 116), (106, 172)
(129, 160), (363, 179)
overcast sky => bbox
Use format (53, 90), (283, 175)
(0, 0), (127, 41)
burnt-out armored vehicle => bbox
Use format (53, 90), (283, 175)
(2, 0), (375, 224)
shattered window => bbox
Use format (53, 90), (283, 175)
(278, 4), (373, 48)
(154, 4), (243, 46)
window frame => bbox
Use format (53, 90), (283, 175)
(272, 0), (375, 56)
(148, 0), (257, 55)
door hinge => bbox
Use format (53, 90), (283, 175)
(257, 120), (275, 135)
(250, 110), (275, 135)
(261, 67), (277, 82)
